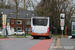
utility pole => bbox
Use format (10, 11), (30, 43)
(60, 13), (65, 38)
(24, 0), (35, 37)
(24, 0), (25, 9)
(54, 12), (55, 35)
(15, 0), (19, 31)
(25, 6), (27, 37)
(1, 0), (3, 8)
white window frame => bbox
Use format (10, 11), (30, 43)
(17, 27), (22, 30)
(26, 27), (30, 31)
(26, 21), (31, 25)
(17, 20), (22, 24)
(12, 20), (14, 24)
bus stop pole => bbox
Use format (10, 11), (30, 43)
(65, 26), (67, 38)
(62, 30), (63, 38)
(3, 28), (5, 37)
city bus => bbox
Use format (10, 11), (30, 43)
(31, 16), (52, 39)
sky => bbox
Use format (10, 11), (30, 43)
(4, 0), (41, 10)
(73, 0), (75, 3)
(3, 0), (75, 10)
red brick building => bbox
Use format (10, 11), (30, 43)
(9, 18), (31, 33)
(0, 8), (36, 33)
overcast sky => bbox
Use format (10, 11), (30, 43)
(4, 0), (75, 10)
(73, 0), (75, 3)
(4, 0), (41, 10)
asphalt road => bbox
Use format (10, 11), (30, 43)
(0, 36), (42, 50)
(0, 36), (55, 50)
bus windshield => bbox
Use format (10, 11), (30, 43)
(33, 18), (48, 26)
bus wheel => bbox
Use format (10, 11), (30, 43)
(36, 37), (39, 39)
(46, 37), (51, 39)
(33, 36), (36, 39)
(48, 37), (51, 39)
(46, 37), (48, 39)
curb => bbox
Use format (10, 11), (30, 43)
(54, 38), (60, 49)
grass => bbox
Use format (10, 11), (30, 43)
(0, 35), (3, 37)
(15, 36), (26, 38)
(12, 34), (17, 36)
(26, 33), (31, 36)
(52, 34), (60, 37)
(12, 33), (31, 36)
(12, 34), (27, 38)
(0, 35), (7, 38)
(0, 34), (26, 38)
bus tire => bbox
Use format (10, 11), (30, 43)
(46, 37), (48, 39)
(33, 36), (36, 39)
(46, 37), (51, 39)
(34, 36), (39, 39)
(36, 36), (39, 39)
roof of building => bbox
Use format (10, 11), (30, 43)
(0, 8), (37, 19)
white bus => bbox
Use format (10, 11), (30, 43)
(31, 16), (52, 39)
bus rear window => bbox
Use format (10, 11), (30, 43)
(33, 18), (48, 26)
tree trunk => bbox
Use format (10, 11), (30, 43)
(15, 0), (19, 31)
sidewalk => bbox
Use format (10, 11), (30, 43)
(56, 38), (75, 50)
(49, 37), (59, 50)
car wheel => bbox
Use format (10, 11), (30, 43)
(22, 34), (24, 36)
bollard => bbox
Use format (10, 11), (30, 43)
(54, 38), (60, 48)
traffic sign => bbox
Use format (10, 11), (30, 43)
(60, 19), (65, 26)
(61, 22), (64, 25)
(3, 25), (6, 28)
(2, 14), (7, 25)
(60, 13), (65, 20)
(61, 26), (64, 30)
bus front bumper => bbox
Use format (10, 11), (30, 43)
(31, 32), (49, 36)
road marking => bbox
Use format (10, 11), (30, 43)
(29, 39), (53, 50)
(0, 38), (16, 40)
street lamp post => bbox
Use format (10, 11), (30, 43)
(54, 12), (55, 35)
(25, 5), (34, 37)
(25, 6), (27, 37)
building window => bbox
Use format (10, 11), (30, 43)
(17, 27), (22, 30)
(17, 20), (22, 24)
(26, 21), (31, 25)
(7, 19), (10, 23)
(73, 25), (75, 30)
(12, 20), (14, 24)
(26, 27), (30, 31)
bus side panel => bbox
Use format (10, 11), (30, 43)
(71, 21), (75, 36)
(31, 32), (49, 36)
(72, 31), (75, 36)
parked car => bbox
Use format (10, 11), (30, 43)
(14, 30), (25, 35)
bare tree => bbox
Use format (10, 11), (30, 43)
(24, 0), (25, 9)
(35, 0), (74, 34)
(13, 0), (22, 31)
